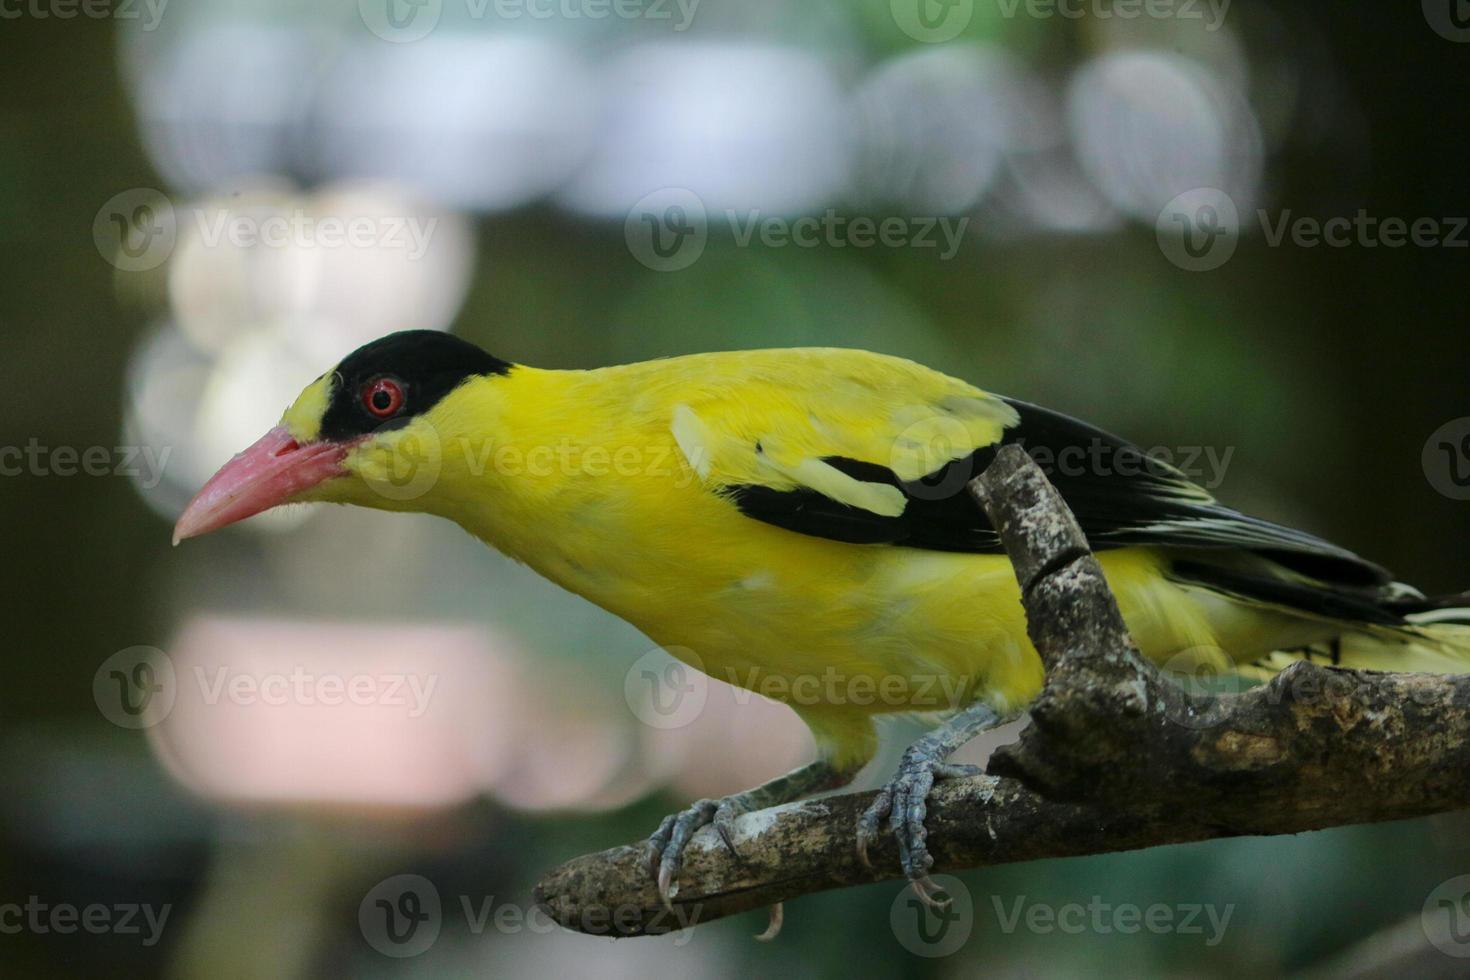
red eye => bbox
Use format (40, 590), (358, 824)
(361, 378), (405, 418)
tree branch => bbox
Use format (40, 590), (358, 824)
(534, 445), (1470, 937)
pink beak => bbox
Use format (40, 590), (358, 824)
(173, 426), (350, 545)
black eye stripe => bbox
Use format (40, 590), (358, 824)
(318, 331), (510, 442)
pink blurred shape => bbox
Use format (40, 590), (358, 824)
(150, 616), (517, 811)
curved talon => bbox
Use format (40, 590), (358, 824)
(856, 743), (972, 882)
(856, 703), (1002, 880)
(642, 761), (862, 915)
(648, 798), (719, 909)
(713, 799), (745, 859)
(715, 819), (738, 856)
(856, 786), (894, 869)
(909, 874), (952, 910)
(644, 812), (679, 877)
(656, 855), (679, 908)
(755, 902), (784, 941)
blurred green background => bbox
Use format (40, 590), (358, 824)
(2, 0), (1469, 976)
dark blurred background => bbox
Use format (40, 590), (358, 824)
(2, 0), (1469, 976)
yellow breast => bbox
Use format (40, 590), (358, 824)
(406, 353), (1224, 764)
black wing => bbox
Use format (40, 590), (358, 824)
(729, 398), (1392, 598)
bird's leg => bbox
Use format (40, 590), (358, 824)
(856, 701), (1002, 902)
(645, 759), (858, 908)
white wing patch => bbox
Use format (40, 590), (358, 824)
(759, 449), (907, 518)
(672, 403), (909, 519)
(671, 404), (713, 479)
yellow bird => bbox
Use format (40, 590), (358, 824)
(174, 330), (1470, 904)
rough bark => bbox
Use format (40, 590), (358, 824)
(534, 445), (1470, 937)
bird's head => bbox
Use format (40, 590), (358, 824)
(173, 330), (511, 544)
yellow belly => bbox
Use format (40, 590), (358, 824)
(509, 498), (1225, 765)
(422, 366), (1241, 767)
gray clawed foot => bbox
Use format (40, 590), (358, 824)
(856, 746), (975, 902)
(644, 796), (750, 909)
